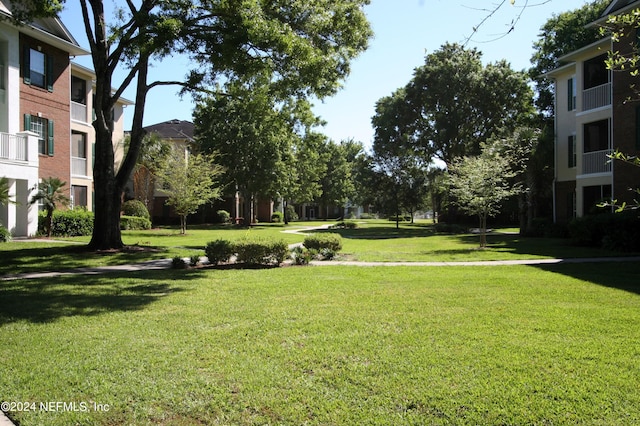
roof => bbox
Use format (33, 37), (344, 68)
(143, 119), (194, 141)
(602, 0), (640, 16)
(0, 0), (89, 56)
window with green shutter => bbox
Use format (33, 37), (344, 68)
(568, 134), (576, 168)
(24, 114), (53, 156)
(568, 77), (576, 111)
(23, 47), (53, 91)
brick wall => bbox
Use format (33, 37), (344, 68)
(19, 33), (71, 200)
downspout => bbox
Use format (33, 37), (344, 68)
(551, 77), (558, 224)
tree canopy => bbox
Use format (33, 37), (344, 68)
(16, 0), (372, 249)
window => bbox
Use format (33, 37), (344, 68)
(24, 114), (54, 156)
(583, 54), (609, 90)
(71, 185), (87, 209)
(72, 132), (87, 158)
(71, 76), (86, 104)
(568, 134), (577, 168)
(568, 77), (576, 111)
(583, 119), (610, 153)
(23, 47), (53, 91)
(583, 184), (612, 214)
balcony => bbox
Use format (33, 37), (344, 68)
(582, 149), (612, 175)
(0, 132), (28, 162)
(582, 82), (611, 111)
(72, 156), (88, 176)
(71, 101), (88, 122)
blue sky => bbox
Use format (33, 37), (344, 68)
(60, 0), (591, 151)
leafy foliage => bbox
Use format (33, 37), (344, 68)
(38, 209), (94, 237)
(0, 177), (15, 208)
(30, 177), (70, 238)
(0, 226), (11, 242)
(205, 239), (235, 265)
(156, 149), (224, 234)
(303, 233), (343, 252)
(120, 215), (152, 231)
(122, 199), (150, 219)
(233, 238), (289, 266)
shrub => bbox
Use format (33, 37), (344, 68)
(171, 256), (187, 269)
(190, 254), (201, 266)
(0, 226), (11, 242)
(39, 209), (94, 237)
(304, 233), (342, 252)
(234, 238), (289, 266)
(286, 205), (299, 221)
(271, 211), (284, 223)
(205, 239), (235, 265)
(122, 199), (150, 219)
(291, 246), (314, 265)
(433, 223), (468, 235)
(216, 210), (231, 224)
(319, 247), (337, 260)
(120, 215), (152, 230)
(568, 211), (640, 251)
(333, 220), (358, 229)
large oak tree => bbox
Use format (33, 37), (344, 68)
(17, 0), (372, 249)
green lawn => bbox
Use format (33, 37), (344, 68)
(1, 263), (639, 425)
(1, 221), (631, 276)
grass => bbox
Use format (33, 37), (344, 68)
(1, 263), (639, 424)
(1, 220), (634, 276)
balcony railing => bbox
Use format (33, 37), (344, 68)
(0, 132), (28, 162)
(583, 82), (611, 111)
(72, 156), (88, 176)
(71, 101), (88, 122)
(582, 149), (612, 175)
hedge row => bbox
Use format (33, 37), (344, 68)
(205, 238), (289, 266)
(568, 211), (640, 252)
(37, 210), (152, 237)
(303, 233), (343, 251)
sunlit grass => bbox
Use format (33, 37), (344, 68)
(1, 263), (639, 425)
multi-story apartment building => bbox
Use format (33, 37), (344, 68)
(0, 2), (132, 237)
(548, 0), (640, 223)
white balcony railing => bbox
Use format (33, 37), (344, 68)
(72, 156), (88, 176)
(583, 82), (612, 111)
(582, 149), (612, 175)
(71, 101), (88, 122)
(0, 132), (28, 162)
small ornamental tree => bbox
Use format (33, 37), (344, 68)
(157, 149), (224, 234)
(29, 177), (70, 237)
(448, 146), (520, 248)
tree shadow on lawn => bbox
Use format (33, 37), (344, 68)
(0, 245), (172, 276)
(320, 225), (435, 240)
(532, 261), (640, 296)
(447, 233), (631, 259)
(0, 269), (201, 325)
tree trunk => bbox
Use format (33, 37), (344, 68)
(479, 213), (487, 248)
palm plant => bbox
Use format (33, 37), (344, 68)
(30, 177), (69, 237)
(0, 177), (14, 207)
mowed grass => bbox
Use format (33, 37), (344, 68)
(1, 263), (640, 425)
(1, 220), (631, 276)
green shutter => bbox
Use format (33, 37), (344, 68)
(567, 78), (572, 111)
(568, 135), (574, 168)
(92, 143), (95, 168)
(47, 120), (54, 156)
(23, 47), (31, 85)
(24, 114), (31, 132)
(46, 54), (53, 92)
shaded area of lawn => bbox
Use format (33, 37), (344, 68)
(0, 244), (174, 276)
(536, 261), (640, 296)
(2, 265), (639, 425)
(0, 270), (198, 325)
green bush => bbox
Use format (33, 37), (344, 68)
(304, 233), (343, 252)
(205, 239), (235, 265)
(171, 256), (187, 269)
(122, 199), (150, 219)
(568, 211), (640, 251)
(271, 211), (284, 223)
(216, 210), (231, 224)
(234, 238), (289, 266)
(286, 205), (299, 221)
(333, 220), (358, 229)
(0, 226), (11, 242)
(120, 215), (152, 230)
(433, 223), (468, 235)
(39, 209), (94, 237)
(291, 246), (313, 265)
